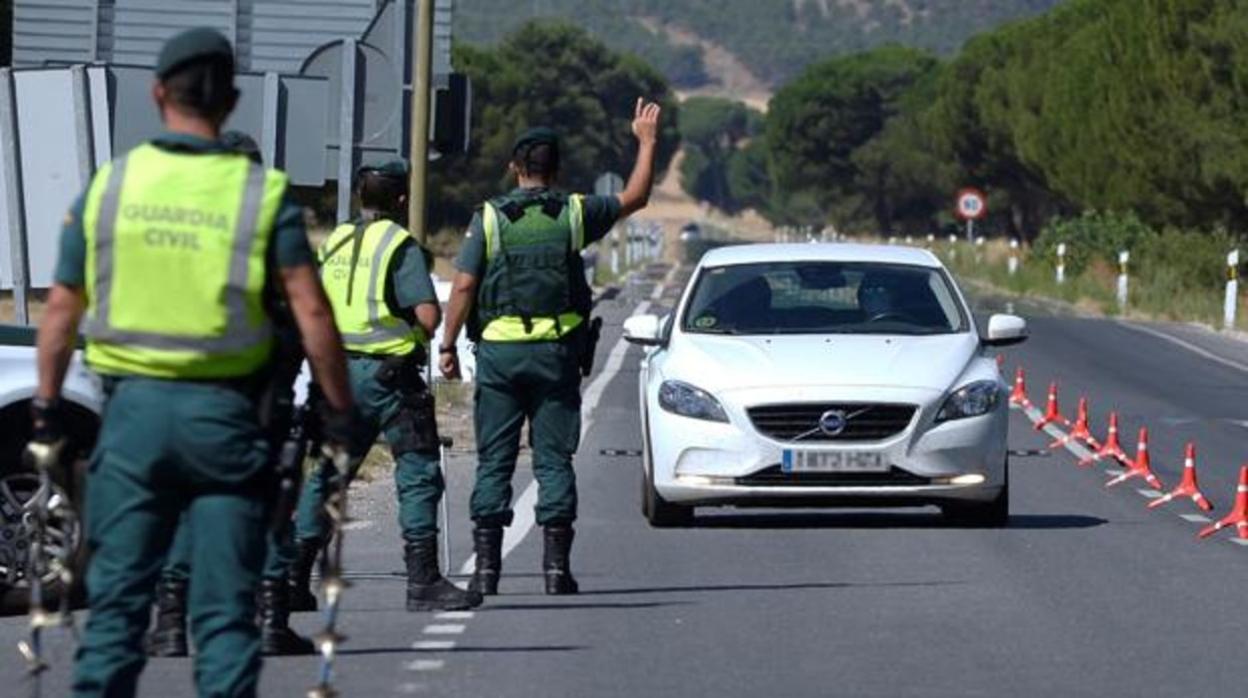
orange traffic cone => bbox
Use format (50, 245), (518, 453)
(1009, 368), (1031, 408)
(1106, 427), (1164, 490)
(1148, 442), (1213, 512)
(1078, 411), (1130, 468)
(1033, 382), (1070, 430)
(1198, 466), (1248, 540)
(1049, 397), (1100, 451)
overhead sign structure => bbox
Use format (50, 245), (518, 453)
(955, 187), (987, 243)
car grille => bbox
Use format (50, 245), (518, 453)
(735, 465), (931, 488)
(747, 403), (917, 442)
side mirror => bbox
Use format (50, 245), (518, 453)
(623, 314), (664, 347)
(983, 314), (1028, 347)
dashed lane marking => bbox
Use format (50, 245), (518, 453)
(422, 624), (465, 635)
(405, 660), (446, 672)
(434, 611), (474, 621)
(1181, 514), (1212, 524)
(1229, 538), (1248, 547)
(1137, 489), (1163, 499)
(413, 640), (457, 651)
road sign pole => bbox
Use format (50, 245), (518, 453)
(409, 0), (435, 245)
(1224, 250), (1240, 330)
(966, 219), (974, 244)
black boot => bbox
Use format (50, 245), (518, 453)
(258, 578), (315, 655)
(404, 537), (484, 612)
(469, 527), (503, 596)
(286, 538), (320, 613)
(146, 576), (189, 657)
(543, 525), (579, 595)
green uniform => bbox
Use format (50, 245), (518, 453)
(56, 131), (313, 698)
(455, 187), (619, 527)
(294, 218), (443, 544)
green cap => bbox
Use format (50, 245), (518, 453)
(512, 127), (560, 155)
(155, 27), (234, 79)
(359, 159), (410, 179)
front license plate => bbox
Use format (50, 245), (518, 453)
(782, 450), (889, 474)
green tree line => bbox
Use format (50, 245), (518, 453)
(693, 0), (1248, 241)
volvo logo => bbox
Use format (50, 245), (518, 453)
(818, 410), (848, 436)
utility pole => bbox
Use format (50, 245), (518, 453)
(409, 0), (435, 245)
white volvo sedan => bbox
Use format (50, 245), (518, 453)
(624, 243), (1027, 527)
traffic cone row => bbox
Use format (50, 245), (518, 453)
(1002, 361), (1248, 542)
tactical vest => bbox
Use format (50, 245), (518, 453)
(82, 143), (286, 379)
(318, 219), (425, 356)
(475, 192), (591, 342)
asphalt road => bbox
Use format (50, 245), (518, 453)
(4, 264), (1248, 697)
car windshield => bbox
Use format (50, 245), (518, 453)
(681, 261), (967, 336)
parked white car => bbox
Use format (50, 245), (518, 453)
(0, 325), (100, 614)
(624, 243), (1027, 527)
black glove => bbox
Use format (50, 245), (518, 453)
(321, 404), (372, 460)
(30, 397), (64, 444)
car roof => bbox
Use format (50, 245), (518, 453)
(699, 243), (945, 269)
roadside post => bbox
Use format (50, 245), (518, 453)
(1008, 239), (1020, 276)
(1056, 243), (1067, 284)
(595, 172), (623, 278)
(926, 234), (935, 248)
(904, 235), (913, 245)
(1225, 249), (1240, 330)
(1117, 250), (1130, 310)
(947, 234), (958, 261)
(955, 188), (987, 243)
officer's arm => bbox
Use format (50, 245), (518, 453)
(415, 302), (441, 340)
(616, 98), (662, 219)
(441, 272), (479, 350)
(279, 264), (354, 412)
(35, 284), (86, 401)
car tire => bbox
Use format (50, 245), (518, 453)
(641, 468), (694, 528)
(0, 403), (95, 617)
(942, 460), (1010, 529)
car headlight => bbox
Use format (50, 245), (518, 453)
(658, 380), (729, 423)
(936, 380), (1001, 422)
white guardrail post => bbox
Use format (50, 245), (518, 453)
(1008, 238), (1019, 276)
(1116, 250), (1130, 310)
(1055, 242), (1067, 284)
(1224, 249), (1240, 330)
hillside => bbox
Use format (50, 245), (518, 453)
(454, 0), (1065, 90)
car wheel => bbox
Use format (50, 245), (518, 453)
(942, 460), (1010, 529)
(0, 402), (95, 616)
(642, 468), (694, 528)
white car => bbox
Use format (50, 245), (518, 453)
(624, 243), (1027, 527)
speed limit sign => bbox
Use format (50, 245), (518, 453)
(956, 188), (987, 221)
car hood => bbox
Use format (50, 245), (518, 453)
(664, 333), (979, 393)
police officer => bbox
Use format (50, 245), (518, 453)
(145, 131), (318, 658)
(29, 28), (363, 696)
(287, 160), (482, 612)
(439, 99), (662, 595)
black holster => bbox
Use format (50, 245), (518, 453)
(375, 352), (440, 457)
(579, 316), (604, 377)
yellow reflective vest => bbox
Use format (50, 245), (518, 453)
(318, 219), (425, 356)
(82, 143), (286, 379)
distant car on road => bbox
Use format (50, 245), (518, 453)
(624, 243), (1027, 527)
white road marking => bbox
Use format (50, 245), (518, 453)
(1229, 538), (1248, 547)
(1105, 469), (1125, 477)
(342, 520), (374, 531)
(397, 683), (428, 694)
(460, 270), (673, 576)
(405, 660), (446, 672)
(1181, 514), (1212, 524)
(1116, 321), (1248, 375)
(1137, 489), (1163, 499)
(412, 640), (457, 651)
(422, 624), (465, 635)
(434, 611), (474, 621)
